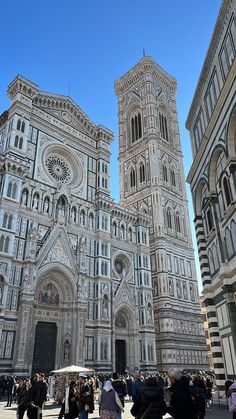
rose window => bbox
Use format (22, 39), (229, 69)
(45, 155), (72, 183)
(115, 258), (125, 275)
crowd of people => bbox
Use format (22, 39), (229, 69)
(0, 369), (235, 419)
(0, 372), (48, 419)
(56, 370), (214, 419)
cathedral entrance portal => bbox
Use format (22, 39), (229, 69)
(115, 339), (126, 373)
(32, 322), (57, 376)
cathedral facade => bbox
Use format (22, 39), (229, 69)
(0, 57), (207, 376)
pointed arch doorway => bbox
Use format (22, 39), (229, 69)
(114, 310), (135, 374)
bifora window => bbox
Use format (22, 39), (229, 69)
(131, 113), (142, 143)
(45, 155), (72, 183)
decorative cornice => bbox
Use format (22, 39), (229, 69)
(7, 75), (114, 144)
(33, 92), (113, 142)
(0, 111), (8, 128)
(115, 56), (176, 95)
(0, 154), (30, 178)
(7, 74), (39, 99)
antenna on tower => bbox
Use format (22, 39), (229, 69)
(143, 48), (146, 57)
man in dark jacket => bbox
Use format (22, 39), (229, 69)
(167, 369), (197, 419)
(31, 373), (47, 418)
(131, 376), (167, 419)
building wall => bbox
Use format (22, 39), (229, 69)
(115, 57), (208, 371)
(186, 0), (236, 389)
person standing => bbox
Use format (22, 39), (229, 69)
(130, 376), (167, 419)
(167, 369), (197, 419)
(98, 380), (124, 419)
(111, 372), (127, 419)
(17, 378), (32, 419)
(131, 374), (144, 403)
(5, 376), (15, 407)
(77, 373), (94, 419)
(31, 373), (48, 419)
(226, 382), (236, 419)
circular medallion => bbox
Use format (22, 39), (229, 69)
(113, 252), (132, 280)
(45, 155), (72, 183)
(61, 111), (72, 123)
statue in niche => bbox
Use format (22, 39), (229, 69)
(190, 284), (194, 301)
(43, 198), (49, 213)
(22, 190), (28, 206)
(58, 204), (65, 218)
(176, 280), (182, 298)
(32, 195), (39, 210)
(63, 340), (70, 361)
(71, 207), (76, 222)
(183, 283), (187, 299)
(102, 294), (109, 319)
(147, 303), (152, 323)
(168, 279), (174, 296)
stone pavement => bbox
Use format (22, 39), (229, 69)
(0, 399), (232, 419)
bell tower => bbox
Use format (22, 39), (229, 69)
(115, 56), (208, 370)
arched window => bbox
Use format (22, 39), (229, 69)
(0, 236), (10, 253)
(120, 225), (125, 239)
(113, 222), (117, 237)
(222, 176), (231, 208)
(7, 181), (17, 199)
(21, 121), (25, 133)
(212, 244), (220, 272)
(17, 119), (21, 131)
(130, 168), (136, 188)
(175, 213), (181, 233)
(3, 213), (13, 230)
(159, 113), (168, 141)
(128, 227), (132, 242)
(4, 237), (9, 253)
(167, 209), (172, 229)
(206, 208), (213, 232)
(131, 112), (142, 143)
(14, 135), (19, 147)
(163, 164), (168, 182)
(231, 220), (236, 253)
(139, 163), (145, 183)
(19, 137), (23, 149)
(171, 169), (176, 186)
(225, 227), (234, 259)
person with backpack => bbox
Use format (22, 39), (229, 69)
(130, 376), (167, 419)
(227, 382), (236, 419)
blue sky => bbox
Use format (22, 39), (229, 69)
(0, 0), (222, 289)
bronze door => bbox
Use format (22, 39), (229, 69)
(32, 321), (57, 377)
(115, 339), (126, 373)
